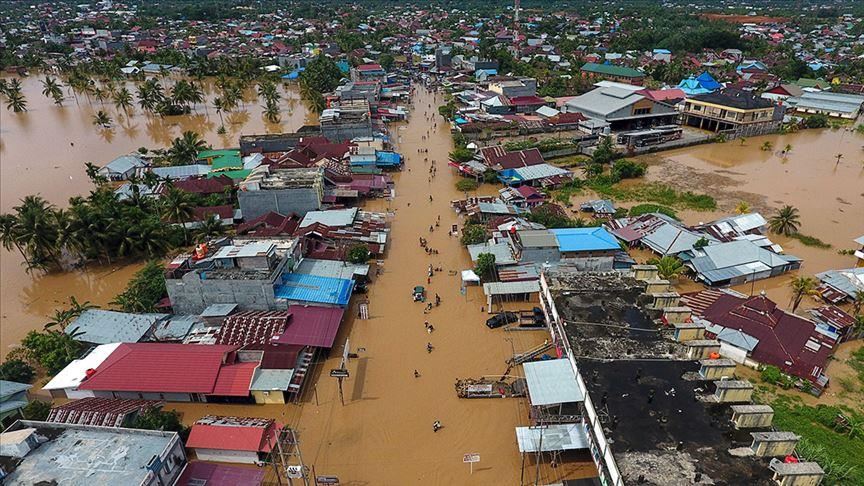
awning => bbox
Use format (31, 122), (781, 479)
(461, 270), (481, 283)
(516, 424), (590, 453)
(523, 359), (584, 406)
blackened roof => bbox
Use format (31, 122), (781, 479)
(691, 89), (774, 110)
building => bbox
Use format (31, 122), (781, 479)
(320, 99), (374, 141)
(488, 76), (538, 98)
(239, 130), (321, 156)
(760, 84), (805, 102)
(65, 309), (169, 345)
(787, 91), (864, 119)
(0, 420), (186, 485)
(46, 397), (159, 427)
(580, 62), (645, 85)
(238, 166), (324, 221)
(563, 86), (678, 130)
(99, 154), (148, 181)
(815, 267), (864, 304)
(351, 63), (386, 83)
(165, 239), (297, 315)
(682, 89), (782, 136)
(176, 461), (265, 485)
(0, 381), (31, 428)
(186, 416), (281, 464)
(294, 207), (390, 256)
(682, 289), (835, 393)
(685, 239), (801, 286)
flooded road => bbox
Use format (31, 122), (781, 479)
(171, 88), (596, 485)
(1, 75), (314, 356)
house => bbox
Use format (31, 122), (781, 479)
(580, 62), (645, 85)
(786, 91), (864, 119)
(579, 199), (616, 217)
(608, 213), (706, 255)
(177, 462), (265, 486)
(682, 290), (835, 393)
(0, 381), (31, 428)
(761, 84), (805, 102)
(320, 100), (373, 141)
(351, 63), (386, 83)
(62, 343), (261, 403)
(169, 175), (235, 198)
(294, 207), (389, 256)
(64, 309), (169, 345)
(513, 227), (620, 270)
(480, 146), (545, 171)
(99, 154), (148, 181)
(563, 86), (679, 130)
(237, 166), (324, 222)
(682, 89), (781, 136)
(186, 416), (281, 464)
(199, 149), (249, 180)
(815, 267), (864, 304)
(488, 77), (538, 98)
(498, 185), (546, 208)
(809, 306), (858, 343)
(0, 420), (186, 485)
(686, 239), (801, 286)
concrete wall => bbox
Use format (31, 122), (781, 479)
(148, 437), (187, 486)
(193, 447), (259, 464)
(776, 473), (824, 486)
(716, 387), (753, 403)
(252, 390), (286, 404)
(733, 411), (774, 429)
(700, 365), (736, 380)
(558, 256), (614, 272)
(167, 258), (288, 314)
(752, 439), (797, 457)
(238, 187), (322, 221)
(321, 122), (373, 142)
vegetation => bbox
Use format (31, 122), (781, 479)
(527, 203), (585, 229)
(789, 276), (817, 312)
(131, 406), (187, 436)
(735, 201), (751, 214)
(111, 261), (168, 313)
(646, 255), (686, 280)
(610, 159), (647, 180)
(789, 232), (832, 249)
(22, 400), (52, 421)
(628, 203), (677, 219)
(693, 236), (710, 250)
(438, 101), (457, 120)
(0, 359), (35, 383)
(805, 113), (830, 129)
(760, 141), (773, 152)
(1, 78), (27, 112)
(460, 224), (487, 246)
(589, 182), (717, 211)
(475, 253), (497, 279)
(347, 244), (371, 264)
(455, 178), (480, 192)
(449, 147), (475, 163)
(760, 365), (794, 388)
(298, 55), (343, 113)
(591, 137), (619, 165)
(768, 205), (801, 236)
(17, 330), (82, 375)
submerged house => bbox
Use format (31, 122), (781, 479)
(186, 416), (281, 464)
(682, 89), (781, 136)
(684, 240), (801, 286)
(563, 86), (678, 130)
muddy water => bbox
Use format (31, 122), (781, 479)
(170, 88), (596, 484)
(0, 75), (314, 356)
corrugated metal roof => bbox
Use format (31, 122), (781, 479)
(67, 310), (167, 344)
(513, 163), (570, 181)
(210, 362), (258, 396)
(467, 242), (517, 265)
(551, 227), (619, 252)
(275, 274), (354, 306)
(299, 208), (358, 228)
(516, 425), (590, 453)
(296, 258), (369, 280)
(483, 280), (541, 295)
(523, 359), (584, 405)
(249, 369), (294, 391)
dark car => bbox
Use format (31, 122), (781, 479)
(486, 312), (518, 329)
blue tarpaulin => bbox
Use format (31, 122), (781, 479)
(375, 151), (403, 167)
(274, 273), (354, 306)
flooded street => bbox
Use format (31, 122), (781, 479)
(0, 75), (314, 356)
(171, 88), (595, 484)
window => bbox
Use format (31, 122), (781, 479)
(634, 107), (651, 116)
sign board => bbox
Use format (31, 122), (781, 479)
(316, 476), (340, 485)
(286, 465), (304, 478)
(330, 369), (349, 378)
(463, 453), (480, 463)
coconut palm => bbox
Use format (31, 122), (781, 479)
(789, 276), (817, 312)
(113, 87), (134, 116)
(0, 213), (32, 267)
(189, 81), (205, 111)
(768, 205), (800, 236)
(760, 141), (773, 152)
(44, 296), (96, 331)
(166, 131), (210, 165)
(213, 96), (226, 128)
(195, 216), (226, 243)
(160, 187), (194, 245)
(41, 76), (64, 105)
(264, 101), (280, 123)
(92, 110), (113, 129)
(647, 255), (686, 280)
(735, 201), (751, 215)
(783, 144), (792, 154)
(852, 290), (864, 316)
(4, 80), (27, 112)
(834, 153), (843, 166)
(12, 195), (61, 268)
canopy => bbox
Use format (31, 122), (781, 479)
(516, 425), (590, 453)
(461, 270), (481, 283)
(523, 359), (584, 406)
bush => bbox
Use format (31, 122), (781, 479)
(628, 203), (678, 219)
(0, 359), (35, 383)
(22, 400), (51, 421)
(111, 261), (167, 313)
(591, 137), (618, 165)
(482, 169), (499, 184)
(475, 253), (496, 278)
(449, 147), (474, 163)
(760, 365), (783, 384)
(347, 244), (371, 264)
(461, 224), (487, 245)
(611, 159), (647, 179)
(20, 330), (82, 375)
(455, 178), (480, 192)
(804, 113), (829, 129)
(527, 204), (581, 229)
(131, 406), (186, 434)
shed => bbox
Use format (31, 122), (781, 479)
(750, 431), (799, 457)
(523, 359), (584, 406)
(663, 305), (691, 323)
(698, 358), (736, 380)
(770, 460), (825, 486)
(730, 404), (774, 429)
(713, 379), (753, 403)
(673, 322), (704, 342)
(683, 339), (721, 360)
(482, 281), (540, 312)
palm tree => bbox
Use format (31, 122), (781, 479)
(161, 187), (194, 245)
(835, 153), (843, 166)
(783, 144), (792, 154)
(264, 101), (280, 123)
(852, 290), (864, 316)
(195, 216), (226, 243)
(213, 97), (225, 128)
(789, 276), (817, 312)
(4, 80), (27, 112)
(12, 195), (61, 268)
(44, 296), (96, 331)
(735, 201), (751, 215)
(739, 137), (747, 146)
(166, 131), (210, 165)
(189, 82), (205, 111)
(83, 162), (107, 186)
(647, 255), (686, 280)
(0, 213), (32, 267)
(768, 205), (800, 236)
(113, 87), (134, 116)
(92, 110), (113, 129)
(41, 76), (64, 105)
(761, 141), (773, 152)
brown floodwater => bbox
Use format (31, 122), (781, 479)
(171, 88), (596, 484)
(0, 74), (315, 356)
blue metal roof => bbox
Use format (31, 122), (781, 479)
(275, 273), (354, 306)
(550, 227), (620, 252)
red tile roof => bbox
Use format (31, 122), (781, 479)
(210, 362), (259, 396)
(192, 205), (234, 222)
(272, 305), (345, 348)
(171, 175), (234, 195)
(187, 417), (280, 452)
(46, 398), (160, 427)
(681, 291), (835, 387)
(78, 343), (240, 394)
(177, 462), (265, 486)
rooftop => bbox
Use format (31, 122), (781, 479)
(176, 461), (265, 486)
(66, 309), (167, 344)
(46, 398), (159, 427)
(0, 421), (181, 486)
(550, 227), (620, 253)
(186, 416), (280, 453)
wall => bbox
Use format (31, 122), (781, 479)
(717, 387), (753, 403)
(753, 439), (797, 457)
(147, 437), (187, 486)
(193, 447), (260, 464)
(252, 390), (287, 404)
(558, 255), (615, 271)
(733, 412), (774, 429)
(238, 187), (322, 221)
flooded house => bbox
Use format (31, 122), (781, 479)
(320, 99), (374, 141)
(186, 416), (282, 464)
(682, 89), (783, 136)
(45, 397), (158, 427)
(237, 166), (325, 221)
(0, 420), (186, 485)
(684, 239), (802, 286)
(98, 154), (148, 181)
(0, 381), (31, 429)
(562, 85), (678, 130)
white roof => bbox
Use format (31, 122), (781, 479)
(524, 359), (584, 405)
(516, 425), (590, 453)
(299, 208), (359, 228)
(42, 343), (122, 390)
(461, 269), (481, 282)
(212, 241), (275, 259)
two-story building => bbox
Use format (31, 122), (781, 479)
(682, 89), (782, 136)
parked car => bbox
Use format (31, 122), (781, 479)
(486, 312), (519, 329)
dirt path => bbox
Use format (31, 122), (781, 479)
(171, 87), (596, 485)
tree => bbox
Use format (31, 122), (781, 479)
(5, 88), (27, 112)
(760, 365), (783, 385)
(783, 144), (793, 154)
(263, 100), (280, 123)
(852, 290), (864, 317)
(0, 359), (35, 383)
(41, 76), (64, 105)
(804, 114), (829, 129)
(113, 86), (134, 115)
(735, 201), (751, 214)
(789, 276), (817, 312)
(456, 178), (480, 192)
(22, 400), (51, 421)
(611, 159), (647, 179)
(647, 255), (686, 280)
(694, 237), (710, 250)
(768, 205), (801, 236)
(166, 131), (209, 165)
(379, 53), (395, 71)
(111, 261), (168, 313)
(20, 330), (82, 374)
(131, 406), (185, 433)
(92, 110), (112, 128)
(592, 136), (618, 165)
(160, 187), (194, 244)
(44, 296), (96, 332)
(475, 252), (496, 279)
(760, 141), (773, 152)
(449, 147), (474, 163)
(194, 216), (226, 243)
(461, 224), (487, 245)
(12, 195), (61, 268)
(347, 244), (371, 264)
(527, 203), (580, 229)
(437, 101), (457, 120)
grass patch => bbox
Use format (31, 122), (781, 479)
(552, 155), (590, 168)
(769, 396), (864, 485)
(628, 203), (678, 219)
(789, 232), (833, 249)
(455, 178), (479, 192)
(588, 181), (717, 211)
(849, 347), (864, 384)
